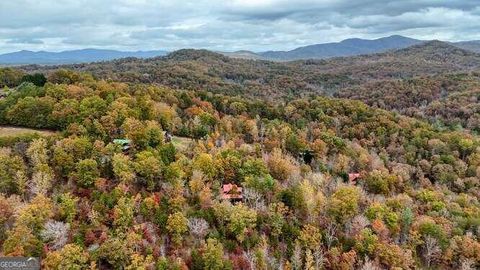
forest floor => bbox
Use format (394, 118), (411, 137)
(0, 126), (58, 137)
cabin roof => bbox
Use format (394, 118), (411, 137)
(113, 139), (131, 145)
(221, 183), (243, 200)
(348, 173), (361, 182)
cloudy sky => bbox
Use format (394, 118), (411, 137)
(0, 0), (479, 53)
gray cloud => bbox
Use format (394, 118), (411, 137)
(0, 0), (479, 53)
(6, 38), (44, 45)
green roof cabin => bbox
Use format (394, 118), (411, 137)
(113, 139), (131, 152)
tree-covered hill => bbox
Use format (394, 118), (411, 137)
(21, 42), (480, 98)
(335, 73), (480, 132)
(14, 41), (480, 132)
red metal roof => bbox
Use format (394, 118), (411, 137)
(349, 173), (361, 183)
(222, 183), (243, 200)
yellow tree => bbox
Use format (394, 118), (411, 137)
(227, 203), (257, 243)
(328, 186), (361, 224)
(166, 212), (188, 246)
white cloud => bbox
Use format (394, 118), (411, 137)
(0, 0), (479, 53)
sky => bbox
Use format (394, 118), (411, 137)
(0, 0), (479, 53)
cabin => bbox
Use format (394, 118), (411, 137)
(113, 139), (131, 152)
(221, 183), (243, 202)
(348, 173), (361, 185)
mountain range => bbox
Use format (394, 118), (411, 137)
(24, 40), (480, 96)
(226, 36), (480, 61)
(257, 35), (423, 60)
(0, 49), (168, 65)
(3, 35), (480, 65)
(453, 40), (480, 53)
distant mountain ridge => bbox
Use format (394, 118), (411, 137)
(3, 35), (480, 65)
(259, 35), (424, 60)
(219, 50), (267, 60)
(453, 40), (480, 53)
(0, 48), (168, 65)
(235, 36), (480, 61)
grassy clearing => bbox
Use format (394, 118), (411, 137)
(0, 126), (57, 137)
(172, 136), (194, 152)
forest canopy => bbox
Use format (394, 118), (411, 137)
(0, 61), (479, 269)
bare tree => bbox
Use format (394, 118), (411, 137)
(313, 247), (325, 270)
(267, 254), (281, 270)
(350, 215), (370, 236)
(243, 188), (266, 212)
(360, 257), (382, 270)
(159, 235), (167, 257)
(188, 218), (209, 239)
(29, 168), (53, 196)
(291, 241), (303, 270)
(423, 236), (440, 268)
(262, 244), (282, 270)
(324, 222), (337, 249)
(244, 250), (256, 270)
(143, 222), (158, 243)
(459, 258), (475, 270)
(40, 220), (70, 250)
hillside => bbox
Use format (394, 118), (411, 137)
(22, 41), (480, 94)
(335, 73), (480, 131)
(297, 41), (480, 80)
(14, 42), (480, 133)
(220, 50), (267, 60)
(454, 40), (480, 53)
(0, 70), (478, 269)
